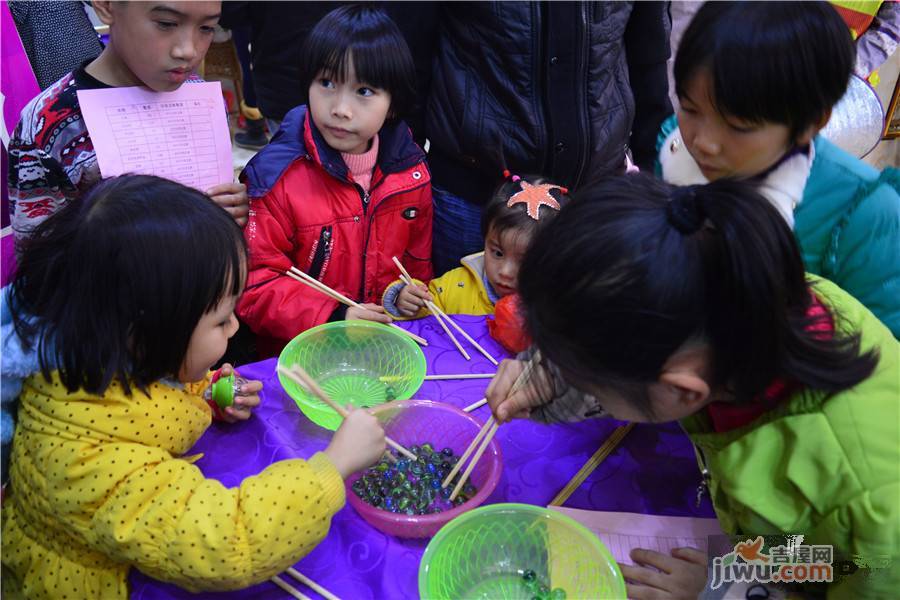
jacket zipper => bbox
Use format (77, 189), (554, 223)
(693, 443), (711, 508)
(572, 2), (591, 187)
(358, 180), (428, 300)
(308, 226), (332, 280)
(357, 184), (371, 299)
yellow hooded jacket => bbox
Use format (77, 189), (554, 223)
(383, 252), (497, 318)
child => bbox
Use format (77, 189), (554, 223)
(658, 1), (900, 338)
(236, 5), (432, 357)
(487, 175), (899, 598)
(383, 173), (569, 318)
(1, 175), (386, 598)
(7, 1), (249, 246)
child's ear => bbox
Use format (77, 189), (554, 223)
(796, 109), (832, 146)
(92, 1), (116, 25)
(656, 346), (711, 417)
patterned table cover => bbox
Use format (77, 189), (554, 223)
(131, 316), (715, 599)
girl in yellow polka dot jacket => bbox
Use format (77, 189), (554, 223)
(0, 175), (387, 598)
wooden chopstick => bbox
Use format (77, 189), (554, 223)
(428, 300), (500, 366)
(271, 575), (312, 600)
(462, 397), (488, 412)
(426, 373), (494, 380)
(284, 267), (428, 346)
(449, 420), (499, 501)
(393, 256), (499, 366)
(441, 415), (495, 488)
(442, 351), (542, 495)
(286, 567), (341, 600)
(393, 260), (468, 360)
(549, 423), (635, 507)
(277, 364), (417, 461)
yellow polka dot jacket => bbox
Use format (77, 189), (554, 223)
(1, 372), (345, 598)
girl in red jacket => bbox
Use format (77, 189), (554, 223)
(237, 5), (432, 356)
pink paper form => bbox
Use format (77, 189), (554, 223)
(549, 506), (724, 565)
(77, 82), (232, 192)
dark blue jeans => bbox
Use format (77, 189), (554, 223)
(431, 186), (485, 276)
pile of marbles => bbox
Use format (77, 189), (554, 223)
(521, 569), (567, 600)
(351, 443), (477, 515)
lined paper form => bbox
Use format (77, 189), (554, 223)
(549, 506), (724, 565)
(77, 82), (232, 192)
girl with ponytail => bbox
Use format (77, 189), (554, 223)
(487, 174), (898, 598)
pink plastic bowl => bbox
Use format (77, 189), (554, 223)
(346, 400), (503, 539)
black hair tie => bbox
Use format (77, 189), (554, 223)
(666, 185), (704, 234)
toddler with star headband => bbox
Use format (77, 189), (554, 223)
(383, 173), (570, 320)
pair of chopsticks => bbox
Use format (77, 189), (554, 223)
(441, 352), (541, 501)
(277, 363), (417, 462)
(284, 266), (428, 347)
(392, 257), (499, 365)
(548, 423), (635, 507)
(271, 567), (340, 600)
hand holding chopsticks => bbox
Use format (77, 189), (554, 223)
(392, 257), (499, 365)
(277, 363), (417, 461)
(284, 267), (428, 346)
(442, 351), (542, 501)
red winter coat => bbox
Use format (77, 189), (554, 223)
(237, 106), (433, 356)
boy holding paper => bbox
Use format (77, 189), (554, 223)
(7, 1), (248, 246)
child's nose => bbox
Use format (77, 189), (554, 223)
(694, 130), (721, 155)
(172, 32), (198, 62)
(331, 95), (352, 120)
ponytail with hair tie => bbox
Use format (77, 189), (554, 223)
(666, 185), (705, 234)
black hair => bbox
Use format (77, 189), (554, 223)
(10, 175), (247, 395)
(519, 174), (877, 414)
(299, 3), (416, 121)
(481, 175), (570, 241)
(675, 1), (854, 139)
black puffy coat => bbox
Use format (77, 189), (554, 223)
(424, 1), (673, 202)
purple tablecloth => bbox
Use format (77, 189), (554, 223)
(130, 316), (715, 599)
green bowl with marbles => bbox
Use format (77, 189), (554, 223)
(419, 503), (625, 599)
(277, 321), (426, 430)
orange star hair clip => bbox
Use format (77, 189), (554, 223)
(503, 171), (568, 220)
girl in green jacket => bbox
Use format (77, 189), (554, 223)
(657, 1), (900, 338)
(488, 175), (899, 599)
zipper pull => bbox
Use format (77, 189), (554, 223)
(696, 472), (710, 508)
(362, 191), (370, 206)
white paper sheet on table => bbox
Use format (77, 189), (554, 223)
(77, 82), (232, 192)
(549, 506), (724, 565)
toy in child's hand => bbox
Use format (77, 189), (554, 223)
(488, 294), (532, 353)
(351, 443), (477, 515)
(206, 366), (258, 421)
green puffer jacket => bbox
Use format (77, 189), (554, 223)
(680, 277), (899, 598)
(657, 115), (900, 338)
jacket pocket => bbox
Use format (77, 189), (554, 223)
(307, 226), (333, 280)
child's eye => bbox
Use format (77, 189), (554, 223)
(319, 78), (335, 89)
(492, 249), (504, 258)
(200, 26), (216, 34)
(726, 121), (757, 134)
(357, 87), (375, 97)
(156, 21), (177, 30)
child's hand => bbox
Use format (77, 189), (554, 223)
(346, 303), (393, 324)
(207, 182), (249, 227)
(214, 364), (262, 423)
(619, 547), (708, 599)
(396, 283), (433, 317)
(324, 407), (386, 478)
(486, 358), (553, 423)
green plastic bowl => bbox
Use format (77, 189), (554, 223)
(419, 503), (626, 599)
(277, 321), (426, 430)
